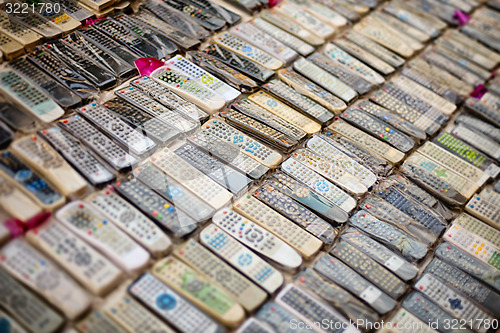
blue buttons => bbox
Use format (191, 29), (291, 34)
(156, 293), (177, 310)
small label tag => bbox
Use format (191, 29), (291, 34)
(385, 255), (405, 271)
(360, 286), (381, 304)
(135, 58), (166, 76)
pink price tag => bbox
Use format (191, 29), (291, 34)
(454, 10), (470, 26)
(135, 57), (166, 76)
(470, 84), (487, 99)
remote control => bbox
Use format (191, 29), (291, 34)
(103, 289), (175, 333)
(436, 242), (500, 294)
(132, 9), (201, 50)
(334, 38), (395, 76)
(231, 99), (307, 142)
(384, 174), (454, 221)
(78, 27), (141, 67)
(248, 91), (321, 135)
(466, 95), (500, 128)
(153, 256), (245, 327)
(220, 109), (299, 153)
(0, 239), (91, 319)
(323, 42), (385, 85)
(307, 52), (375, 96)
(390, 76), (457, 115)
(150, 66), (226, 113)
(350, 211), (428, 262)
(199, 119), (283, 168)
(480, 188), (500, 210)
(0, 267), (63, 333)
(340, 107), (415, 153)
(262, 79), (334, 124)
(187, 130), (269, 180)
(24, 0), (80, 33)
(161, 0), (226, 31)
(320, 132), (393, 177)
(256, 302), (308, 333)
(104, 98), (180, 144)
(113, 179), (198, 237)
(291, 148), (368, 196)
(199, 224), (284, 293)
(454, 213), (500, 246)
(129, 273), (224, 333)
(433, 131), (500, 179)
(314, 254), (397, 315)
(415, 273), (495, 333)
(151, 148), (233, 210)
(332, 241), (407, 299)
(213, 32), (283, 70)
(403, 292), (473, 333)
(204, 44), (274, 83)
(276, 69), (347, 113)
(456, 114), (500, 144)
(383, 1), (446, 37)
(360, 196), (438, 246)
(290, 0), (348, 28)
(293, 57), (357, 103)
(260, 10), (324, 46)
(418, 142), (489, 187)
(230, 22), (298, 66)
(307, 135), (377, 188)
(372, 10), (431, 42)
(253, 184), (336, 245)
(142, 0), (209, 40)
(379, 307), (435, 333)
(0, 173), (42, 221)
(77, 311), (126, 333)
(130, 76), (209, 124)
(435, 38), (494, 74)
(400, 162), (467, 207)
(186, 50), (258, 93)
(381, 83), (449, 126)
(404, 152), (478, 200)
(26, 220), (122, 296)
(465, 196), (499, 233)
(0, 70), (64, 123)
(9, 57), (82, 109)
(276, 284), (359, 333)
(175, 143), (252, 196)
(446, 29), (500, 68)
(7, 5), (61, 39)
(364, 13), (424, 51)
(27, 47), (97, 101)
(175, 240), (267, 312)
(281, 157), (357, 214)
(352, 20), (413, 58)
(426, 258), (500, 317)
(110, 14), (178, 59)
(46, 0), (91, 23)
(233, 195), (322, 259)
(180, 0), (241, 24)
(0, 30), (23, 61)
(266, 172), (349, 223)
(134, 164), (214, 223)
(0, 12), (42, 49)
(212, 209), (303, 270)
(376, 183), (448, 234)
(86, 188), (173, 257)
(250, 17), (315, 57)
(421, 51), (482, 87)
(327, 120), (406, 164)
(369, 90), (441, 136)
(58, 115), (137, 171)
(11, 135), (88, 197)
(78, 102), (157, 157)
(166, 55), (240, 101)
(274, 3), (335, 39)
(0, 151), (63, 211)
(78, 0), (113, 10)
(236, 318), (273, 333)
(354, 101), (426, 140)
(46, 40), (117, 91)
(401, 67), (460, 104)
(62, 32), (136, 78)
(341, 228), (418, 282)
(452, 124), (500, 160)
(296, 268), (380, 329)
(56, 201), (151, 273)
(114, 87), (198, 135)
